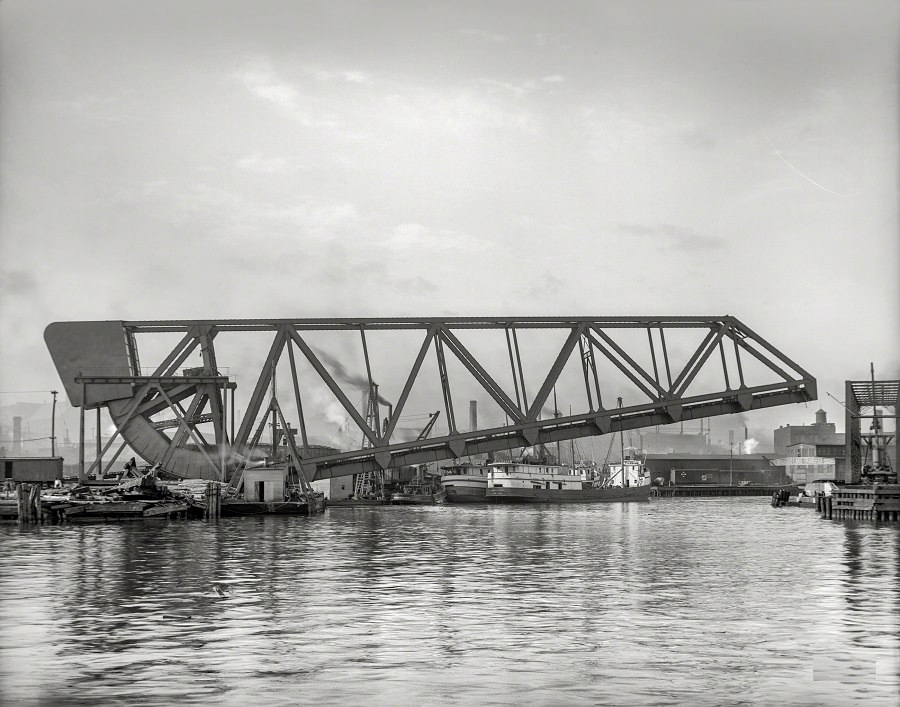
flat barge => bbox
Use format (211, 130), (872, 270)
(652, 485), (799, 498)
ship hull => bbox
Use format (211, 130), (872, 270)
(440, 475), (488, 503)
(443, 488), (488, 503)
(391, 490), (446, 505)
(486, 484), (651, 504)
(221, 494), (326, 516)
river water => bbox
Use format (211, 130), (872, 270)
(1, 498), (898, 706)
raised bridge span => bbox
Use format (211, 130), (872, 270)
(45, 317), (816, 482)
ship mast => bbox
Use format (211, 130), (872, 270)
(618, 397), (625, 485)
(553, 386), (561, 465)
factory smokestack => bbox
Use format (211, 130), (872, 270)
(12, 416), (22, 455)
(469, 401), (477, 432)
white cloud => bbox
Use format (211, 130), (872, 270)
(460, 28), (509, 44)
(133, 182), (362, 245)
(232, 59), (339, 128)
(379, 223), (491, 255)
(236, 153), (294, 174)
(617, 223), (725, 250)
(477, 77), (537, 97)
(308, 67), (370, 84)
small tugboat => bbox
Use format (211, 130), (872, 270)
(601, 446), (652, 489)
(391, 465), (446, 505)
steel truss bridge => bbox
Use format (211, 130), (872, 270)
(45, 317), (817, 483)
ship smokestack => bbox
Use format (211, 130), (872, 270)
(469, 400), (477, 432)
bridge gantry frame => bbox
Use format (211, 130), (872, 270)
(45, 316), (817, 482)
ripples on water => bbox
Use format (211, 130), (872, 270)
(1, 499), (898, 705)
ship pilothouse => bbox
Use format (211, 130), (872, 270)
(602, 446), (651, 488)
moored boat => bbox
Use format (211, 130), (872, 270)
(485, 459), (651, 504)
(391, 481), (446, 505)
(601, 446), (652, 489)
(391, 463), (446, 505)
(440, 462), (490, 503)
(221, 491), (326, 516)
(327, 496), (387, 507)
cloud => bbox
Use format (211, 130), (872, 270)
(391, 275), (439, 295)
(307, 67), (370, 84)
(524, 271), (563, 298)
(232, 59), (339, 128)
(123, 181), (362, 245)
(616, 223), (725, 250)
(0, 270), (38, 297)
(236, 153), (294, 174)
(478, 77), (537, 97)
(460, 28), (509, 44)
(378, 223), (490, 255)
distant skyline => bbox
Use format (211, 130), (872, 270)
(1, 1), (897, 448)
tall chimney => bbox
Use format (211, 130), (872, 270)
(12, 416), (22, 455)
(469, 401), (477, 432)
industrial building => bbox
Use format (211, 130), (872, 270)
(774, 407), (895, 482)
(774, 409), (847, 475)
(644, 454), (786, 486)
(2, 457), (63, 484)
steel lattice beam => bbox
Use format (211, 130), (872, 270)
(46, 316), (817, 481)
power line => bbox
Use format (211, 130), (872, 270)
(0, 391), (58, 395)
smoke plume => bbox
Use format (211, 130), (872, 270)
(314, 348), (392, 406)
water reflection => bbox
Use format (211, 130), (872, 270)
(1, 500), (898, 705)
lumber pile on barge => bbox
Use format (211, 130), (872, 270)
(43, 467), (207, 522)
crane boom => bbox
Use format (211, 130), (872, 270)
(417, 411), (441, 440)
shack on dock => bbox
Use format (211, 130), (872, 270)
(2, 457), (63, 485)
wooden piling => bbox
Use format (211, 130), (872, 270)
(205, 482), (221, 519)
(31, 484), (41, 522)
(16, 483), (41, 523)
(829, 485), (900, 523)
(16, 483), (24, 521)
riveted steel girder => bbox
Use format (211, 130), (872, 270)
(45, 316), (817, 481)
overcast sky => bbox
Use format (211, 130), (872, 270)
(1, 0), (897, 444)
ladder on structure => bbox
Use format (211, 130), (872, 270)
(353, 385), (383, 498)
(354, 470), (378, 497)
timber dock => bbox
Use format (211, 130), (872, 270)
(652, 485), (798, 498)
(816, 484), (900, 522)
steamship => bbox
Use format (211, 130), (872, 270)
(439, 462), (490, 503)
(485, 454), (651, 504)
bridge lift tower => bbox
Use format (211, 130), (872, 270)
(844, 365), (898, 484)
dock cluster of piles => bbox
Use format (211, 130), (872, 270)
(816, 484), (900, 522)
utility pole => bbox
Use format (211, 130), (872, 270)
(729, 429), (734, 486)
(50, 390), (58, 457)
